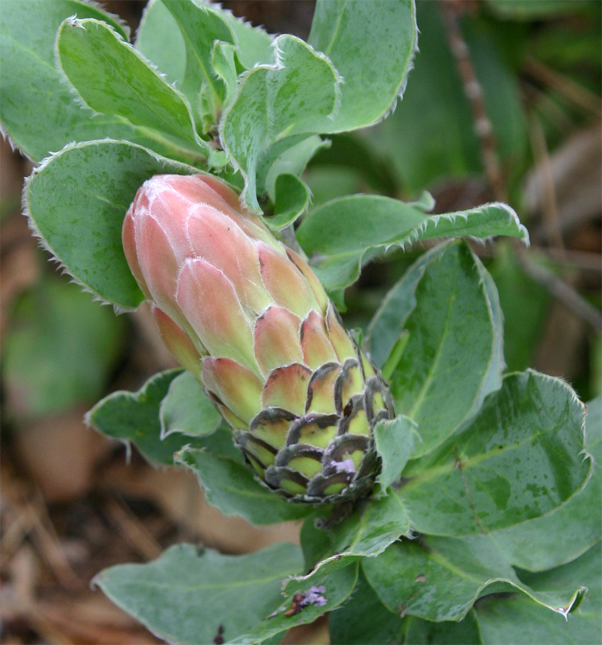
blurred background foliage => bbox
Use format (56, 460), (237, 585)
(0, 1), (600, 642)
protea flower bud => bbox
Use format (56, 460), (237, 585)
(123, 174), (394, 502)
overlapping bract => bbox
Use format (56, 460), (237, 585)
(123, 174), (393, 501)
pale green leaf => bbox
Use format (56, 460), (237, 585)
(95, 542), (303, 645)
(374, 416), (420, 491)
(266, 174), (311, 229)
(0, 0), (171, 162)
(162, 0), (233, 109)
(363, 534), (586, 622)
(220, 9), (273, 69)
(368, 243), (505, 457)
(211, 41), (240, 108)
(56, 17), (210, 158)
(296, 197), (529, 290)
(176, 447), (312, 525)
(135, 0), (185, 88)
(25, 140), (198, 309)
(220, 34), (339, 211)
(159, 371), (221, 439)
(308, 0), (417, 132)
(398, 371), (590, 536)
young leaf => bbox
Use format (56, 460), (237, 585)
(0, 0), (152, 161)
(159, 371), (221, 439)
(363, 534), (586, 622)
(220, 35), (340, 211)
(374, 415), (420, 491)
(475, 542), (601, 644)
(230, 563), (359, 645)
(86, 369), (238, 465)
(212, 41), (240, 108)
(308, 0), (417, 132)
(219, 8), (273, 70)
(295, 197), (529, 290)
(488, 395), (602, 572)
(135, 0), (186, 88)
(95, 542), (303, 645)
(176, 447), (312, 525)
(4, 279), (125, 419)
(56, 18), (210, 158)
(398, 371), (590, 536)
(25, 139), (198, 309)
(368, 242), (505, 457)
(268, 174), (311, 229)
(162, 0), (233, 109)
(328, 570), (405, 645)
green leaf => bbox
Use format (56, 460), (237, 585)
(488, 395), (602, 572)
(398, 371), (590, 536)
(476, 541), (602, 644)
(159, 371), (221, 439)
(329, 570), (404, 645)
(95, 542), (303, 645)
(490, 245), (552, 372)
(176, 447), (312, 525)
(308, 0), (417, 132)
(374, 416), (420, 491)
(363, 534), (586, 622)
(4, 279), (125, 419)
(56, 17), (210, 158)
(86, 369), (237, 465)
(230, 562), (359, 645)
(219, 9), (273, 70)
(267, 174), (311, 229)
(368, 242), (505, 457)
(25, 139), (197, 309)
(263, 135), (328, 200)
(404, 611), (482, 645)
(296, 196), (529, 290)
(220, 34), (340, 211)
(300, 494), (410, 581)
(135, 0), (186, 88)
(0, 0), (164, 162)
(162, 0), (233, 110)
(211, 41), (240, 108)
(370, 2), (526, 193)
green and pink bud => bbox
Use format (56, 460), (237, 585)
(123, 174), (393, 502)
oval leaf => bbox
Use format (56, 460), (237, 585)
(56, 17), (209, 158)
(368, 242), (505, 457)
(25, 140), (198, 309)
(308, 0), (418, 132)
(95, 542), (303, 645)
(159, 371), (221, 439)
(398, 370), (590, 536)
(296, 196), (529, 290)
(176, 447), (313, 525)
